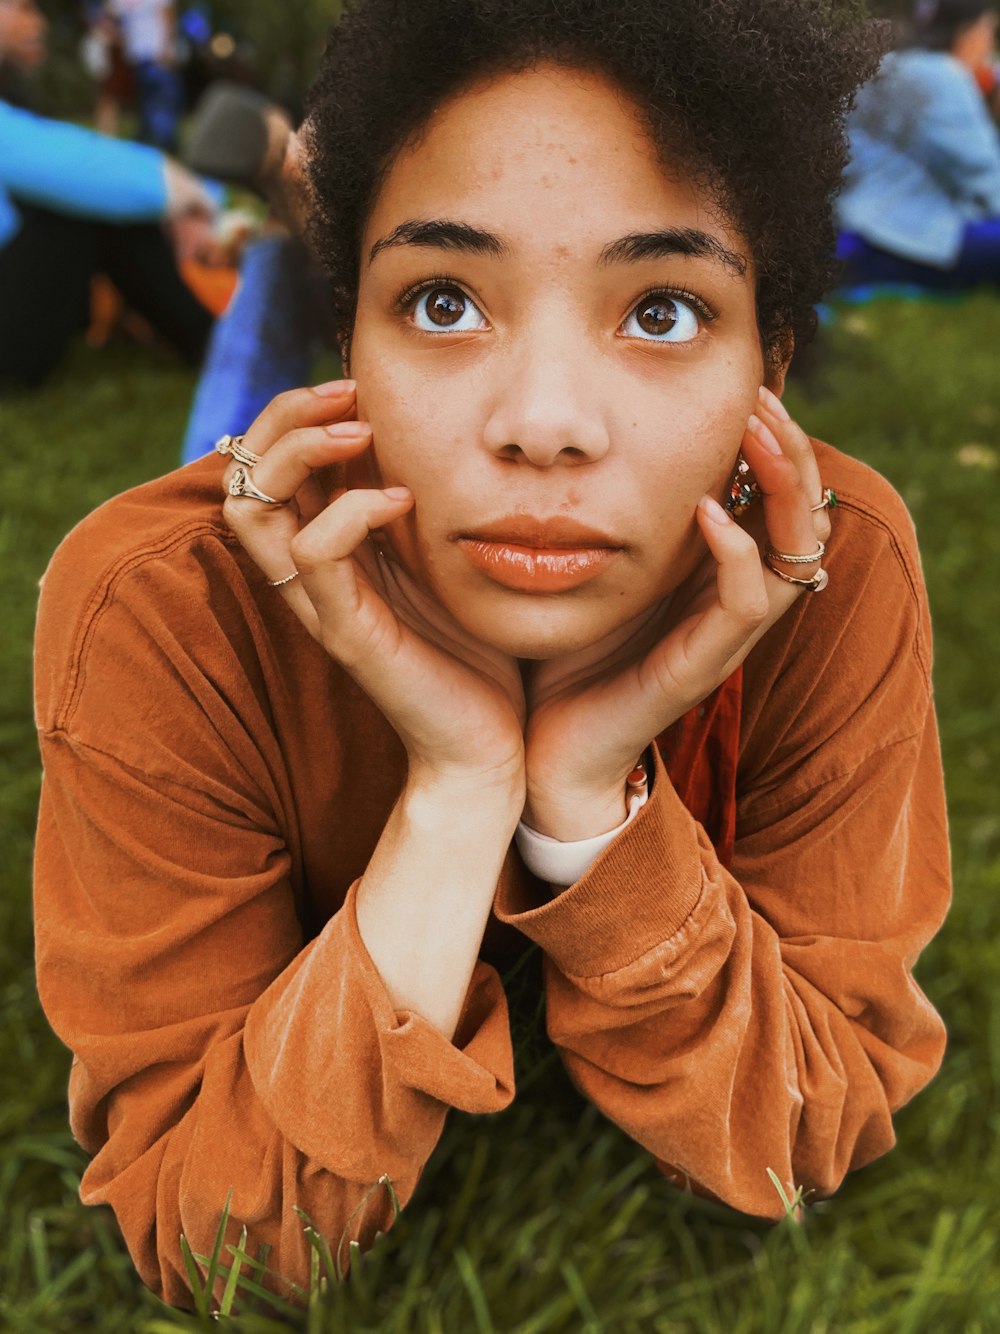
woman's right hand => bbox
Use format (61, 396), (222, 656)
(222, 383), (527, 802)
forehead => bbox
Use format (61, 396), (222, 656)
(363, 63), (748, 264)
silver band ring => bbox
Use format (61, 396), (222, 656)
(215, 434), (262, 468)
(267, 571), (300, 588)
(810, 488), (837, 513)
(766, 561), (829, 592)
(228, 466), (289, 507)
(765, 540), (826, 565)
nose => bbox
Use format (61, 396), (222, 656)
(481, 321), (612, 467)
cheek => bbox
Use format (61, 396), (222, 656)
(352, 343), (473, 491)
(624, 371), (756, 511)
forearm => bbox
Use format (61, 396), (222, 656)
(36, 734), (517, 1304)
(357, 772), (523, 1038)
(499, 734), (948, 1216)
(82, 1028), (418, 1304)
(0, 103), (169, 221)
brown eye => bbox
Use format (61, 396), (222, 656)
(411, 285), (487, 332)
(622, 293), (701, 343)
(425, 287), (467, 326)
(637, 300), (678, 335)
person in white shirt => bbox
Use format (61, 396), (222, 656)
(106, 0), (181, 149)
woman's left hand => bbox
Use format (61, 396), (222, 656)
(522, 386), (832, 839)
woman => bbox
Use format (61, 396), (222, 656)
(837, 0), (1000, 287)
(33, 0), (950, 1310)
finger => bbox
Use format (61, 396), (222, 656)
(236, 379), (357, 461)
(693, 497), (773, 646)
(741, 416), (824, 582)
(223, 421), (373, 556)
(224, 426), (374, 619)
(639, 498), (772, 703)
(290, 487), (414, 669)
(756, 386), (832, 545)
(226, 420), (372, 506)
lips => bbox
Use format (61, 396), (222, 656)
(453, 515), (624, 592)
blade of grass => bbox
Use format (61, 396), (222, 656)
(454, 1246), (496, 1334)
(218, 1224), (247, 1315)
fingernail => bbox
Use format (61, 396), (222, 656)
(313, 378), (356, 397)
(325, 420), (369, 437)
(758, 385), (790, 421)
(383, 486), (411, 500)
(748, 414), (782, 455)
(700, 495), (730, 525)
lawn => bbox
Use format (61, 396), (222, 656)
(2, 298), (999, 1332)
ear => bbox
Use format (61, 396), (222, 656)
(764, 332), (795, 398)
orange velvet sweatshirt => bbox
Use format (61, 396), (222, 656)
(33, 441), (950, 1307)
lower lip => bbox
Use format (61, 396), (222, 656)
(457, 540), (618, 592)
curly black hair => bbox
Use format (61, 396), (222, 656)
(305, 0), (887, 368)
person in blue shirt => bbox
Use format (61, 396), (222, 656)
(837, 0), (1000, 288)
(0, 0), (215, 386)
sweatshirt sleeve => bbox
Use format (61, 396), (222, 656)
(494, 485), (950, 1219)
(33, 523), (514, 1307)
(0, 100), (168, 223)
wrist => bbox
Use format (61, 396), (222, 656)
(524, 752), (650, 841)
(405, 761), (525, 829)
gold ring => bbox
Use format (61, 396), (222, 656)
(765, 540), (826, 565)
(766, 561), (829, 591)
(810, 488), (837, 513)
(228, 466), (289, 506)
(267, 571), (299, 588)
(215, 434), (262, 468)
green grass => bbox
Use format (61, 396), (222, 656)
(2, 302), (1000, 1331)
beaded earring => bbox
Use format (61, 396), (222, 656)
(725, 455), (761, 517)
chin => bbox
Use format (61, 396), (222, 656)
(451, 593), (637, 661)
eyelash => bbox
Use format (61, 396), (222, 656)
(626, 286), (719, 327)
(393, 275), (471, 316)
(392, 277), (720, 328)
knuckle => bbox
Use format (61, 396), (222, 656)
(288, 425), (335, 462)
(743, 594), (770, 626)
(289, 528), (322, 571)
(257, 387), (311, 439)
(782, 463), (805, 495)
(273, 385), (311, 418)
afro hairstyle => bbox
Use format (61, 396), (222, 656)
(305, 0), (887, 369)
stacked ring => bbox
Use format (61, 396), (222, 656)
(765, 540), (826, 565)
(228, 466), (289, 506)
(215, 434), (262, 468)
(766, 562), (829, 592)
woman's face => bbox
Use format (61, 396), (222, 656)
(349, 64), (771, 659)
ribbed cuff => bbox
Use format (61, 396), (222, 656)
(497, 746), (707, 977)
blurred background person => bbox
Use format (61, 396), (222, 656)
(105, 0), (182, 149)
(0, 0), (217, 387)
(837, 0), (1000, 288)
(80, 1), (134, 137)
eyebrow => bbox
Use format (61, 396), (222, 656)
(600, 229), (747, 277)
(369, 219), (507, 264)
(367, 218), (747, 277)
